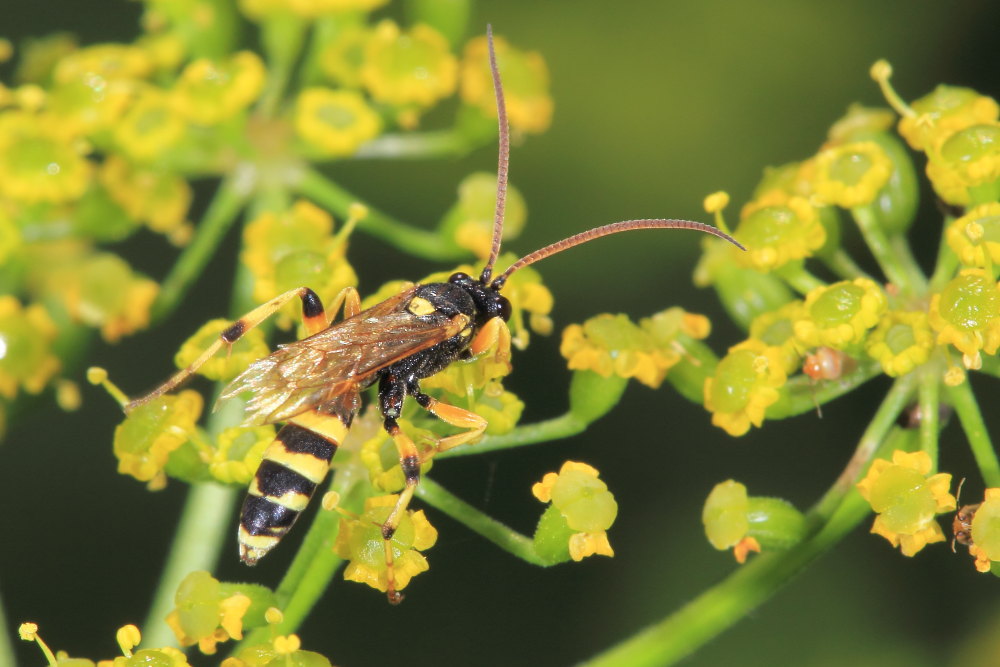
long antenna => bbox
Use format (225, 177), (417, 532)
(479, 24), (509, 285)
(491, 219), (745, 289)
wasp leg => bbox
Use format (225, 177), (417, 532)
(469, 316), (508, 356)
(126, 286), (362, 412)
(381, 414), (421, 605)
(412, 392), (487, 455)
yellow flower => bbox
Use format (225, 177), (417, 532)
(334, 494), (438, 594)
(856, 450), (956, 556)
(946, 202), (1000, 267)
(560, 313), (678, 389)
(703, 339), (787, 437)
(925, 122), (1000, 206)
(814, 141), (893, 208)
(0, 297), (60, 398)
(896, 84), (999, 153)
(113, 390), (202, 488)
(748, 300), (807, 373)
(241, 200), (358, 329)
(0, 110), (93, 203)
(927, 268), (1000, 369)
(53, 43), (154, 84)
(172, 51), (266, 125)
(532, 461), (617, 561)
(294, 87), (381, 157)
(733, 196), (826, 272)
(460, 34), (553, 134)
(361, 21), (458, 109)
(240, 0), (389, 19)
(59, 253), (159, 342)
(865, 310), (935, 376)
(448, 171), (527, 259)
(114, 86), (186, 162)
(318, 25), (369, 88)
(794, 278), (887, 349)
(166, 571), (252, 655)
(968, 488), (1000, 573)
(99, 155), (192, 236)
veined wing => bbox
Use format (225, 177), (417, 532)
(219, 287), (468, 425)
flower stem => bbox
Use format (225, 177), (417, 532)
(823, 248), (875, 282)
(140, 482), (239, 647)
(852, 205), (916, 293)
(945, 379), (1000, 488)
(257, 14), (307, 118)
(929, 219), (960, 292)
(436, 412), (587, 458)
(775, 263), (826, 295)
(581, 487), (871, 667)
(295, 168), (468, 261)
(416, 477), (546, 565)
(151, 175), (248, 324)
(917, 366), (941, 471)
(0, 588), (14, 667)
(765, 358), (882, 420)
(354, 129), (476, 159)
(810, 373), (917, 520)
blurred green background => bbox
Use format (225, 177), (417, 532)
(3, 1), (1000, 665)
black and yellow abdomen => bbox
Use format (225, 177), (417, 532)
(238, 407), (353, 564)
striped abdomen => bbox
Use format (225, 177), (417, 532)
(238, 408), (352, 564)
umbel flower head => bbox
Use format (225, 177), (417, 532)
(334, 494), (438, 594)
(856, 450), (956, 557)
(703, 339), (787, 437)
(532, 461), (618, 562)
(166, 570), (253, 655)
(702, 480), (806, 563)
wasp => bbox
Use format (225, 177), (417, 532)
(126, 26), (744, 603)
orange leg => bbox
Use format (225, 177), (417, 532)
(127, 287), (359, 411)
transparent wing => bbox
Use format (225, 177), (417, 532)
(219, 287), (466, 425)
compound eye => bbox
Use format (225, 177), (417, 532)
(497, 295), (512, 321)
(449, 272), (472, 285)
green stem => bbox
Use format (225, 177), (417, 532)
(437, 412), (587, 458)
(151, 175), (248, 324)
(581, 488), (871, 667)
(889, 234), (929, 293)
(0, 587), (14, 667)
(945, 379), (1000, 488)
(810, 373), (917, 520)
(852, 205), (915, 293)
(295, 168), (469, 261)
(354, 129), (476, 159)
(765, 358), (882, 420)
(929, 218), (960, 292)
(775, 263), (826, 295)
(416, 477), (546, 565)
(140, 482), (239, 647)
(822, 248), (874, 282)
(917, 366), (941, 471)
(256, 15), (308, 118)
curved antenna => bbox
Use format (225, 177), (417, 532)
(479, 24), (509, 285)
(491, 218), (745, 289)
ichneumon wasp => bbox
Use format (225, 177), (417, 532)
(126, 26), (744, 603)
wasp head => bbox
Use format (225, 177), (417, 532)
(448, 272), (511, 327)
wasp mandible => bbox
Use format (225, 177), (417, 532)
(126, 26), (744, 603)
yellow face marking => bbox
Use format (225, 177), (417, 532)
(406, 296), (438, 316)
(261, 442), (331, 484)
